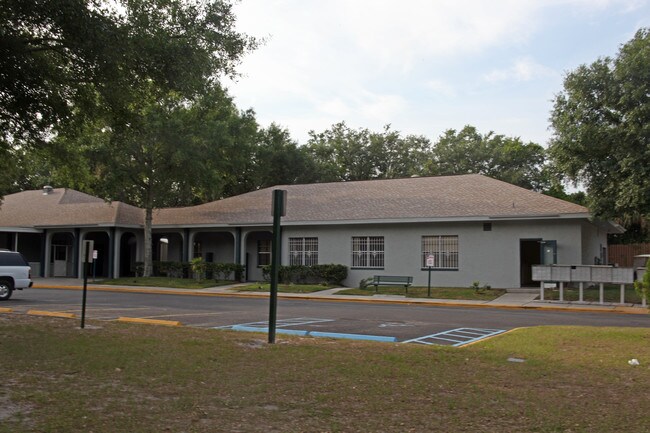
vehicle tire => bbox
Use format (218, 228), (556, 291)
(0, 279), (13, 301)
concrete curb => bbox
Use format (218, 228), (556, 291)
(117, 317), (182, 326)
(0, 307), (13, 313)
(27, 309), (76, 319)
(31, 284), (649, 315)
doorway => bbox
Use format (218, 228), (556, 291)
(52, 244), (70, 277)
(520, 239), (558, 286)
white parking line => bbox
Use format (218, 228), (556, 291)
(402, 328), (506, 346)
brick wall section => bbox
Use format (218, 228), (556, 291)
(609, 243), (650, 267)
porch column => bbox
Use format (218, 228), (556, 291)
(187, 230), (196, 260)
(113, 229), (122, 278)
(108, 227), (116, 279)
(40, 229), (49, 277)
(72, 228), (80, 278)
(234, 228), (242, 265)
(182, 228), (190, 262)
(77, 231), (86, 278)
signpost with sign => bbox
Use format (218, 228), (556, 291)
(426, 254), (435, 297)
(268, 189), (286, 344)
(81, 240), (94, 329)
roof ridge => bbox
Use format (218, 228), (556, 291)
(260, 173), (483, 191)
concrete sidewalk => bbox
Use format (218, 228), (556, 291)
(31, 278), (649, 315)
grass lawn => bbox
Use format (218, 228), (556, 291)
(544, 284), (643, 304)
(237, 283), (336, 293)
(338, 285), (507, 301)
(98, 277), (234, 289)
(1, 314), (650, 432)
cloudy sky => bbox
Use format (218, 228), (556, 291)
(226, 0), (650, 146)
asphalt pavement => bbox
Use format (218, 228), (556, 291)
(1, 279), (648, 346)
(29, 277), (649, 315)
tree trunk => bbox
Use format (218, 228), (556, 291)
(143, 206), (153, 277)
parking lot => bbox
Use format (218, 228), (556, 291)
(3, 288), (649, 346)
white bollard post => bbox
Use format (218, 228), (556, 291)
(559, 282), (564, 302)
(579, 282), (584, 303)
(620, 284), (625, 304)
(599, 283), (604, 304)
(540, 281), (544, 301)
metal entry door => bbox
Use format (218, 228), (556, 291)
(52, 244), (69, 276)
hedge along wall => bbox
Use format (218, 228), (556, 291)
(262, 264), (348, 285)
(136, 261), (244, 280)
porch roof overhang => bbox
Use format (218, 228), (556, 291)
(151, 212), (593, 229)
(0, 226), (43, 233)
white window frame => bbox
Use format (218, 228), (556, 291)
(257, 239), (271, 267)
(351, 236), (384, 269)
(289, 237), (318, 266)
(421, 235), (458, 270)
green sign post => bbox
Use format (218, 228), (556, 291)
(426, 254), (434, 297)
(268, 189), (286, 344)
(81, 240), (94, 329)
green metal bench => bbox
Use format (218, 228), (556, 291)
(372, 275), (413, 294)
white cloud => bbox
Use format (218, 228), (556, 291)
(483, 57), (558, 83)
(424, 80), (456, 98)
(226, 0), (649, 144)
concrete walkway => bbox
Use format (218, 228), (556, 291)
(30, 278), (649, 315)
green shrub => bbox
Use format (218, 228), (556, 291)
(359, 277), (374, 290)
(210, 263), (244, 281)
(634, 260), (650, 307)
(134, 260), (242, 281)
(470, 281), (491, 293)
(262, 264), (348, 285)
(190, 257), (207, 281)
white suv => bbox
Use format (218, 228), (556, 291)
(0, 249), (33, 301)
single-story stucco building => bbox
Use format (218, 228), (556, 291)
(0, 174), (622, 289)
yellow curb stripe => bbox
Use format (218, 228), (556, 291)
(27, 310), (76, 319)
(117, 317), (182, 327)
(32, 285), (650, 315)
(0, 307), (13, 313)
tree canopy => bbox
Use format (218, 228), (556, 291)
(549, 28), (650, 221)
(305, 122), (431, 182)
(428, 125), (549, 191)
(1, 0), (255, 141)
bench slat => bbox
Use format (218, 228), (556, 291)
(372, 275), (413, 293)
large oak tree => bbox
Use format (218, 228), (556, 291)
(549, 28), (650, 221)
(427, 125), (549, 191)
(1, 0), (256, 193)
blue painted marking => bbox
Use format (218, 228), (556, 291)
(231, 325), (308, 336)
(223, 325), (396, 342)
(309, 331), (397, 342)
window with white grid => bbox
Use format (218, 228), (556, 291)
(289, 237), (319, 266)
(421, 235), (458, 269)
(351, 236), (384, 268)
(257, 239), (271, 267)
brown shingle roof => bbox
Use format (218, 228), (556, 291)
(0, 176), (590, 229)
(0, 188), (143, 228)
(153, 174), (589, 226)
